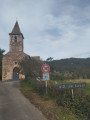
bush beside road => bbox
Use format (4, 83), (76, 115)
(21, 78), (90, 120)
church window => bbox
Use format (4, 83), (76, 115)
(14, 36), (17, 43)
(15, 62), (17, 64)
(15, 36), (17, 39)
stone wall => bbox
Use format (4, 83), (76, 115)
(2, 52), (29, 81)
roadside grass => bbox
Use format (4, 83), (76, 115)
(20, 79), (88, 120)
(53, 106), (79, 120)
(21, 80), (32, 90)
(55, 79), (90, 84)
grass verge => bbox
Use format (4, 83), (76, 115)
(20, 80), (83, 120)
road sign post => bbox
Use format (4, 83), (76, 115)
(41, 64), (50, 95)
(58, 82), (86, 100)
(71, 89), (74, 99)
(45, 81), (47, 95)
(42, 73), (50, 95)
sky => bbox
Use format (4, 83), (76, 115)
(0, 0), (90, 60)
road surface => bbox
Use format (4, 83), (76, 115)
(0, 81), (47, 120)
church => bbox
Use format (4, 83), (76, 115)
(2, 21), (40, 81)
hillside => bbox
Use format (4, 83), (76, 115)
(45, 58), (90, 79)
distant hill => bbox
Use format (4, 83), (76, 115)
(45, 58), (90, 79)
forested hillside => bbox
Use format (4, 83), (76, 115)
(45, 58), (90, 79)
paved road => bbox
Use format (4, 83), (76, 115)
(0, 81), (47, 120)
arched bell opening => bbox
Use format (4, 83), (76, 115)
(13, 67), (19, 80)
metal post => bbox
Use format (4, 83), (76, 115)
(45, 81), (47, 95)
(71, 89), (74, 99)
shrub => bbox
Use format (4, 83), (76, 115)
(24, 78), (90, 120)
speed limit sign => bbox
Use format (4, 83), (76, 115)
(41, 64), (50, 73)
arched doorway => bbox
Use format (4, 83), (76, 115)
(13, 67), (19, 80)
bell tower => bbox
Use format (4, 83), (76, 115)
(2, 21), (29, 81)
(9, 21), (24, 52)
(2, 21), (40, 81)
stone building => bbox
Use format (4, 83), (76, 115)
(2, 21), (31, 81)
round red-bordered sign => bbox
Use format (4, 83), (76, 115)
(41, 64), (50, 73)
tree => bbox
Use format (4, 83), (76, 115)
(0, 48), (5, 80)
(46, 57), (54, 73)
(46, 57), (53, 62)
(19, 57), (43, 79)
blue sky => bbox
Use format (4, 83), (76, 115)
(0, 0), (90, 60)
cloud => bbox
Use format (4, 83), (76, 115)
(0, 0), (90, 60)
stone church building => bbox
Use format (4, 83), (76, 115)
(2, 21), (40, 81)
